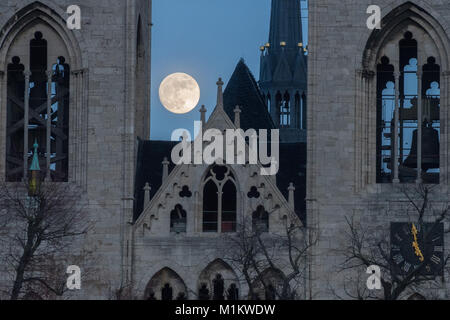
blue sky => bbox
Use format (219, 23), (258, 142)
(150, 0), (308, 140)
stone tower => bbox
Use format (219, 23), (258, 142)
(259, 0), (307, 143)
(307, 0), (450, 299)
(0, 0), (151, 298)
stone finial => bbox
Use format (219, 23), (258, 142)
(143, 182), (151, 209)
(234, 105), (241, 128)
(216, 78), (224, 109)
(288, 183), (295, 210)
(162, 157), (170, 182)
(200, 105), (207, 124)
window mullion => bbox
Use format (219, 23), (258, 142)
(416, 69), (423, 183)
(23, 70), (31, 181)
(393, 71), (400, 183)
(218, 185), (222, 233)
(45, 70), (52, 181)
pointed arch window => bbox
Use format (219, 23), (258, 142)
(202, 166), (237, 233)
(6, 31), (70, 182)
(145, 268), (188, 300)
(376, 31), (440, 184)
(279, 92), (291, 127)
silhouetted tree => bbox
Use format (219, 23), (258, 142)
(223, 213), (316, 300)
(0, 180), (89, 300)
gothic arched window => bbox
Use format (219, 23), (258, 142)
(6, 30), (70, 182)
(145, 268), (187, 300)
(280, 91), (290, 127)
(202, 166), (237, 233)
(376, 31), (440, 184)
(198, 259), (239, 301)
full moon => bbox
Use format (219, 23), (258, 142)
(159, 73), (200, 114)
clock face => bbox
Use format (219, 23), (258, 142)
(390, 222), (444, 277)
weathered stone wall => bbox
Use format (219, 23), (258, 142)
(132, 108), (305, 300)
(0, 0), (151, 299)
(307, 0), (450, 299)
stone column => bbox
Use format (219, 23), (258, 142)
(443, 71), (450, 186)
(416, 70), (423, 184)
(217, 191), (222, 234)
(23, 70), (31, 180)
(393, 72), (400, 183)
(289, 91), (296, 128)
(46, 70), (52, 181)
(0, 71), (4, 179)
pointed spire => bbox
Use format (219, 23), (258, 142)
(216, 78), (224, 109)
(288, 182), (295, 210)
(29, 140), (41, 196)
(260, 0), (307, 143)
(143, 182), (151, 209)
(29, 139), (40, 171)
(224, 60), (275, 131)
(234, 106), (241, 128)
(269, 0), (303, 50)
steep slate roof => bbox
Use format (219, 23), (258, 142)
(224, 59), (275, 132)
(134, 139), (177, 221)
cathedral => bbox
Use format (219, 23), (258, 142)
(0, 0), (449, 300)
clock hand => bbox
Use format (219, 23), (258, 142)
(412, 224), (425, 262)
